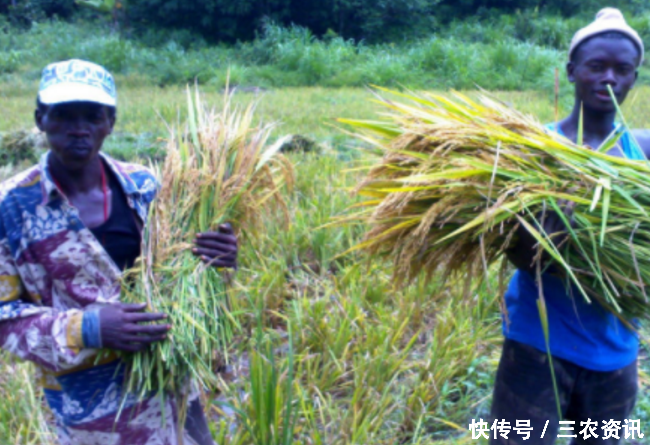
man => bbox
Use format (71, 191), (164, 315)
(0, 59), (237, 444)
(491, 8), (649, 445)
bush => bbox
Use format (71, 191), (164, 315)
(135, 43), (228, 86)
(629, 14), (650, 55)
(0, 18), (647, 91)
(0, 50), (23, 74)
(76, 35), (135, 73)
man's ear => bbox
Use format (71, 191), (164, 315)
(103, 106), (116, 135)
(35, 108), (44, 132)
(108, 113), (116, 135)
(566, 61), (576, 83)
(627, 70), (639, 92)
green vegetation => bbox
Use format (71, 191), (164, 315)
(3, 0), (649, 42)
(0, 355), (55, 444)
(1, 5), (650, 442)
(1, 16), (650, 91)
(0, 84), (649, 444)
(121, 88), (291, 420)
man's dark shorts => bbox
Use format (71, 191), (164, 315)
(490, 339), (638, 445)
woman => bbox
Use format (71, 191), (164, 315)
(0, 59), (235, 444)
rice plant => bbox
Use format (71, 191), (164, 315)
(339, 87), (650, 322)
(2, 84), (648, 443)
(0, 354), (56, 445)
(241, 325), (298, 445)
(120, 85), (293, 421)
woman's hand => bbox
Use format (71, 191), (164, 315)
(193, 223), (238, 269)
(99, 303), (171, 352)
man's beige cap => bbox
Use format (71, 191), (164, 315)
(569, 8), (644, 65)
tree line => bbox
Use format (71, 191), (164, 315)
(1, 0), (648, 43)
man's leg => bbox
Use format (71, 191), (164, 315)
(567, 359), (638, 445)
(490, 339), (577, 445)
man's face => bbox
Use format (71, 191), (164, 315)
(35, 101), (115, 170)
(568, 36), (639, 113)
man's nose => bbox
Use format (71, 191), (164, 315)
(602, 68), (617, 84)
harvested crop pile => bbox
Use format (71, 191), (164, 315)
(0, 128), (47, 164)
(340, 88), (650, 322)
(120, 87), (293, 418)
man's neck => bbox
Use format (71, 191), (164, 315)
(48, 155), (104, 197)
(561, 102), (617, 142)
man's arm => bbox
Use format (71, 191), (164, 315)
(505, 222), (537, 274)
(0, 243), (170, 371)
(0, 236), (99, 371)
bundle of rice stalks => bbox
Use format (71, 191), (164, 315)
(339, 87), (650, 322)
(120, 86), (293, 418)
(0, 128), (47, 165)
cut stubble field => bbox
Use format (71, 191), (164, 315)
(0, 83), (649, 445)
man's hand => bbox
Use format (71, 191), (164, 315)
(99, 303), (170, 352)
(540, 199), (576, 249)
(506, 200), (576, 273)
(193, 223), (238, 269)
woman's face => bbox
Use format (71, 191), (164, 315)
(36, 101), (115, 171)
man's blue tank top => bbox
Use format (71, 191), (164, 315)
(503, 124), (641, 371)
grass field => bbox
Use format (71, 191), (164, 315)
(0, 84), (649, 444)
(4, 78), (650, 135)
